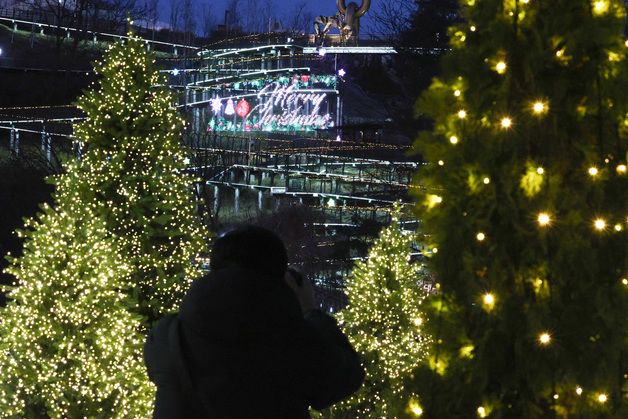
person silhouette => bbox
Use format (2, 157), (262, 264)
(144, 225), (364, 418)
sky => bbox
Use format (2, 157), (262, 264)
(157, 0), (381, 37)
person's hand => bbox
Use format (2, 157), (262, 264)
(284, 268), (316, 314)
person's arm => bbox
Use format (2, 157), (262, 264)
(302, 309), (365, 409)
(285, 269), (365, 409)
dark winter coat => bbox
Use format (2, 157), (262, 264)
(144, 267), (365, 418)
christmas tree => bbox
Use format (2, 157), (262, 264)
(411, 0), (627, 417)
(0, 35), (207, 415)
(71, 35), (207, 322)
(0, 206), (153, 417)
(332, 207), (430, 417)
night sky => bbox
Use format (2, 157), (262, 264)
(158, 0), (380, 36)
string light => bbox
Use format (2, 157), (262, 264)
(621, 278), (628, 286)
(553, 394), (559, 400)
(470, 25), (476, 32)
(495, 61), (507, 74)
(532, 101), (548, 114)
(409, 400), (423, 416)
(536, 167), (545, 175)
(616, 164), (626, 174)
(537, 212), (551, 226)
(458, 110), (467, 119)
(500, 117), (512, 129)
(454, 89), (461, 97)
(538, 333), (551, 345)
(483, 177), (490, 184)
(588, 167), (599, 176)
(482, 293), (495, 310)
(476, 232), (486, 241)
(594, 218), (607, 231)
(597, 393), (608, 403)
(450, 135), (459, 144)
(477, 406), (487, 417)
(576, 387), (583, 396)
(614, 224), (622, 232)
(593, 1), (609, 15)
(438, 160), (445, 166)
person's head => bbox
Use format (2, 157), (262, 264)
(210, 225), (288, 279)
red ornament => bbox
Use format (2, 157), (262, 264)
(236, 99), (250, 118)
(300, 75), (310, 83)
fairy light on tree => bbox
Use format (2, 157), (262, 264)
(0, 34), (207, 415)
(410, 0), (627, 417)
(332, 205), (430, 417)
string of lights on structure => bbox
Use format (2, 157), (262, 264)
(0, 104), (78, 111)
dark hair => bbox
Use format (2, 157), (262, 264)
(210, 225), (288, 279)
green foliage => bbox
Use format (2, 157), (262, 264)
(0, 36), (207, 416)
(71, 37), (207, 321)
(330, 207), (430, 417)
(0, 208), (153, 418)
(411, 1), (627, 417)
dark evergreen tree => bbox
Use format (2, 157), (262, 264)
(412, 0), (627, 417)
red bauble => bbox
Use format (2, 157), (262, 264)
(301, 75), (310, 83)
(236, 99), (250, 118)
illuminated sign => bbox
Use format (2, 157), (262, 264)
(251, 82), (330, 129)
(207, 77), (334, 132)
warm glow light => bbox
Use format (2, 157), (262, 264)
(413, 317), (423, 326)
(450, 136), (459, 144)
(537, 212), (551, 226)
(536, 167), (545, 175)
(438, 160), (445, 166)
(616, 164), (627, 173)
(477, 406), (487, 418)
(458, 110), (467, 119)
(432, 247), (438, 254)
(495, 61), (507, 74)
(597, 393), (608, 403)
(539, 333), (551, 345)
(593, 1), (609, 15)
(594, 218), (606, 231)
(500, 117), (512, 129)
(622, 278), (628, 285)
(470, 25), (476, 32)
(476, 232), (486, 241)
(428, 195), (443, 205)
(553, 394), (559, 400)
(532, 101), (547, 114)
(482, 293), (495, 309)
(614, 224), (623, 232)
(576, 387), (583, 396)
(483, 177), (490, 184)
(588, 167), (599, 176)
(411, 405), (423, 416)
(556, 48), (565, 57)
(454, 89), (461, 97)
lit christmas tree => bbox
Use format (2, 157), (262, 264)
(332, 207), (430, 417)
(411, 1), (627, 417)
(0, 35), (207, 415)
(71, 35), (207, 322)
(0, 208), (153, 417)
